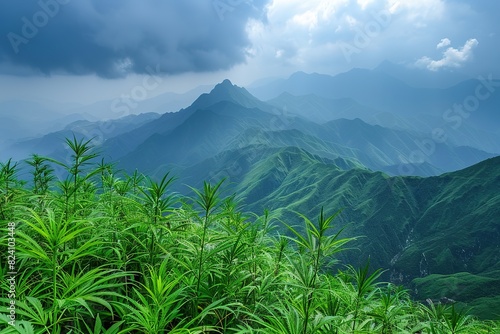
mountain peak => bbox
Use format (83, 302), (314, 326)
(210, 79), (237, 94)
(289, 71), (308, 78)
(220, 79), (233, 86)
(188, 79), (268, 111)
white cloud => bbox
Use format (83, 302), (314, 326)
(282, 0), (349, 31)
(250, 0), (351, 68)
(357, 0), (375, 10)
(242, 0), (492, 80)
(292, 10), (319, 29)
(345, 15), (358, 27)
(436, 38), (451, 49)
(416, 38), (479, 71)
(386, 0), (445, 23)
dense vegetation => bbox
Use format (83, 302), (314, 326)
(1, 137), (499, 333)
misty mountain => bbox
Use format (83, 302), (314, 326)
(267, 88), (500, 155)
(99, 79), (269, 162)
(267, 92), (381, 124)
(248, 69), (434, 113)
(112, 79), (494, 178)
(4, 77), (494, 178)
(0, 85), (212, 160)
(5, 112), (160, 161)
(373, 60), (474, 88)
(64, 84), (212, 120)
(0, 99), (86, 144)
(249, 66), (500, 153)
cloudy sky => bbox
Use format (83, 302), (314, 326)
(0, 0), (498, 104)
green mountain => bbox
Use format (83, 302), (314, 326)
(119, 101), (276, 173)
(181, 146), (500, 318)
(114, 80), (493, 177)
(100, 79), (271, 161)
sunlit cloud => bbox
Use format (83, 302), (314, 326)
(436, 38), (451, 49)
(416, 38), (479, 71)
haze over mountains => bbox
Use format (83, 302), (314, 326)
(2, 62), (500, 317)
(0, 84), (211, 149)
(2, 62), (500, 176)
(250, 64), (500, 152)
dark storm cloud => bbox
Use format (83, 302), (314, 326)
(0, 0), (269, 78)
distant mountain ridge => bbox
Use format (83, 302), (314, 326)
(249, 63), (500, 153)
(373, 60), (474, 88)
(5, 76), (496, 178)
(107, 79), (495, 178)
(6, 112), (161, 161)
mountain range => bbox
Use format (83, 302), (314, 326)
(0, 84), (211, 157)
(103, 77), (497, 177)
(249, 64), (500, 154)
(2, 62), (499, 318)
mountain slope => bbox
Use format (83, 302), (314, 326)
(181, 142), (499, 279)
(101, 79), (269, 160)
(181, 146), (500, 317)
(394, 156), (500, 277)
(119, 101), (275, 173)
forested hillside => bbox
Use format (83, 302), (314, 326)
(1, 138), (499, 333)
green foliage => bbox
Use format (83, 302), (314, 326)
(0, 139), (497, 333)
(0, 158), (24, 221)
